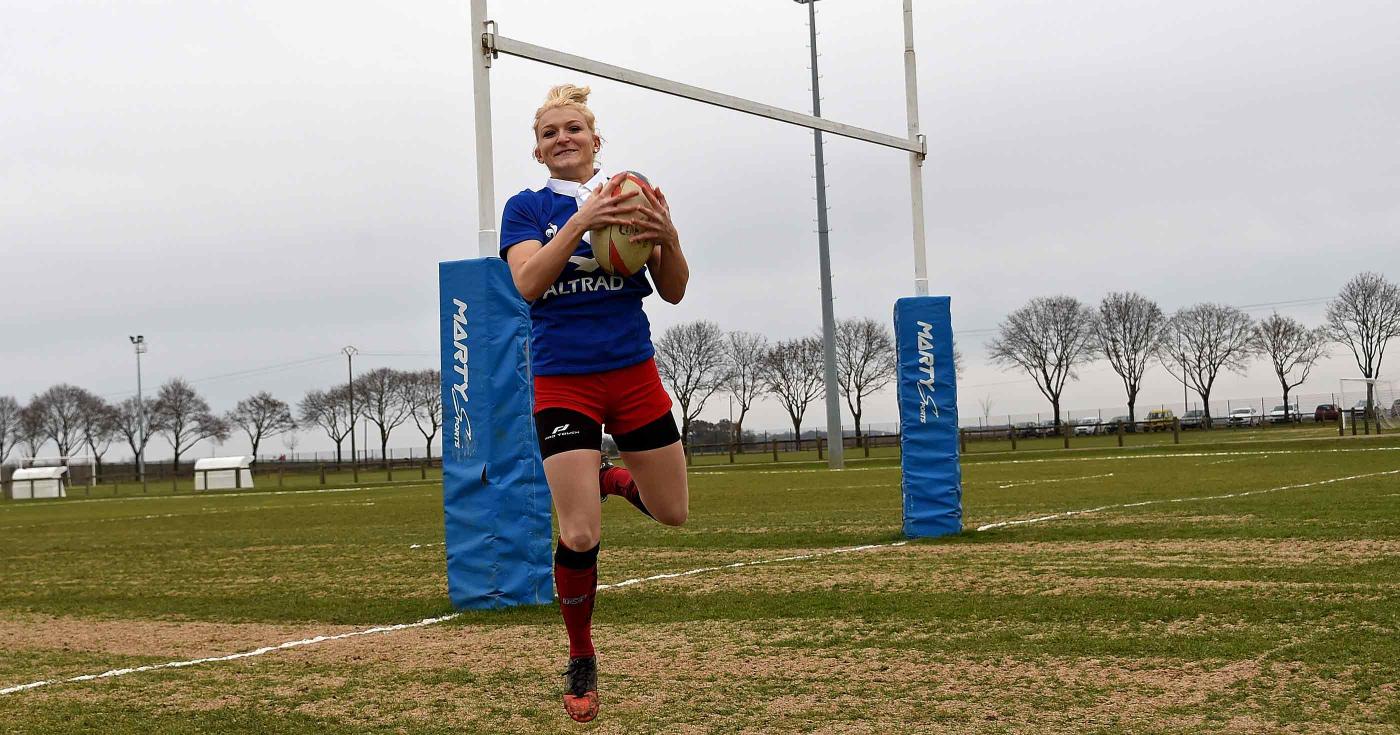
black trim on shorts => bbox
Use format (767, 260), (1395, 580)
(613, 411), (681, 453)
(534, 408), (603, 460)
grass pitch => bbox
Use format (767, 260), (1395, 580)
(1, 432), (1397, 734)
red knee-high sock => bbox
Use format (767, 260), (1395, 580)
(555, 540), (599, 659)
(600, 465), (653, 519)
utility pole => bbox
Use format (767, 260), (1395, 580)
(794, 0), (843, 469)
(343, 346), (358, 475)
(129, 335), (148, 493)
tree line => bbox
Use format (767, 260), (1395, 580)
(6, 272), (1391, 466)
(0, 368), (443, 471)
(652, 318), (960, 450)
(987, 272), (1400, 429)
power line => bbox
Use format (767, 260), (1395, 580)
(99, 354), (340, 400)
(191, 354), (341, 384)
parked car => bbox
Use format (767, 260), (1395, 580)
(1013, 421), (1039, 438)
(1392, 399), (1400, 418)
(1144, 408), (1176, 432)
(1073, 416), (1102, 436)
(1180, 409), (1208, 429)
(1267, 404), (1302, 424)
(1348, 399), (1371, 417)
(1036, 419), (1060, 437)
(1314, 404), (1340, 422)
(1228, 407), (1261, 426)
(1104, 415), (1134, 434)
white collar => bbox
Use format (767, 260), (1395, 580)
(545, 169), (608, 204)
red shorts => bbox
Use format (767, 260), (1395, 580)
(533, 357), (674, 435)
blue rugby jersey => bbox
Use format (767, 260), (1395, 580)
(499, 171), (655, 376)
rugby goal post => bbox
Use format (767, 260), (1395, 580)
(469, 0), (936, 473)
(439, 0), (961, 609)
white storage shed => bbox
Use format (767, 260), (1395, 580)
(194, 456), (254, 490)
(11, 467), (68, 499)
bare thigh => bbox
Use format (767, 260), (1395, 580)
(619, 440), (688, 526)
(543, 448), (602, 551)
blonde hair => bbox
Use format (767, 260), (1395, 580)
(532, 83), (599, 137)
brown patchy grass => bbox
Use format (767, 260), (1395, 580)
(13, 616), (1393, 734)
(666, 541), (1398, 603)
(0, 613), (361, 659)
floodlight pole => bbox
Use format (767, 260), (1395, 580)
(794, 0), (844, 469)
(129, 335), (148, 492)
(344, 346), (358, 468)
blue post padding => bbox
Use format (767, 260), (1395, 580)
(439, 258), (553, 609)
(894, 296), (963, 539)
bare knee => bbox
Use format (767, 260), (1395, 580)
(559, 528), (600, 552)
(651, 506), (688, 527)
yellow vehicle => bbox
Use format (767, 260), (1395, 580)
(1144, 408), (1176, 432)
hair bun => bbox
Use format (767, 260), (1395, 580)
(546, 84), (591, 106)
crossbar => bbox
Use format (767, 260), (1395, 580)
(487, 33), (924, 156)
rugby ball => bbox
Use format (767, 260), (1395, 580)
(590, 171), (655, 277)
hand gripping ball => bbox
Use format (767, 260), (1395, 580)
(590, 171), (655, 277)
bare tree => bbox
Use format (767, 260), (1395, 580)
(404, 369), (443, 460)
(987, 296), (1098, 429)
(114, 397), (153, 468)
(1326, 272), (1400, 420)
(282, 431), (300, 457)
(227, 392), (297, 460)
(1252, 313), (1329, 421)
(1094, 292), (1168, 426)
(721, 331), (769, 452)
(15, 404), (47, 459)
(834, 318), (897, 448)
(761, 337), (824, 450)
(150, 378), (230, 468)
(978, 394), (995, 425)
(76, 393), (120, 480)
(354, 368), (414, 466)
(300, 386), (354, 463)
(0, 396), (19, 465)
(30, 384), (90, 459)
(1159, 304), (1255, 428)
(655, 320), (730, 447)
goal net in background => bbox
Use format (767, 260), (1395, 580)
(1339, 379), (1399, 433)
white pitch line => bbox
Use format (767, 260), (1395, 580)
(3, 500), (382, 532)
(0, 485), (390, 512)
(598, 541), (907, 591)
(0, 612), (462, 696)
(0, 541), (903, 696)
(685, 446), (1400, 478)
(994, 472), (1114, 489)
(970, 446), (1400, 469)
(974, 468), (1400, 532)
(691, 465), (900, 477)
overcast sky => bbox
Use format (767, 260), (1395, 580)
(3, 0), (1398, 460)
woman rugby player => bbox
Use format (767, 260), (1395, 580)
(498, 84), (691, 723)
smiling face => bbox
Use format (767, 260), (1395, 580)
(534, 107), (600, 183)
